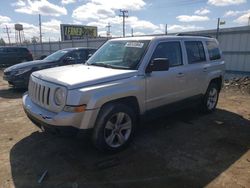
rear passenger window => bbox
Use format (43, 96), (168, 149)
(7, 48), (18, 53)
(185, 41), (205, 64)
(151, 42), (182, 67)
(206, 41), (221, 60)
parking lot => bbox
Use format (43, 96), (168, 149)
(0, 69), (249, 188)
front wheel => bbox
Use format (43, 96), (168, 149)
(202, 83), (219, 113)
(92, 103), (136, 152)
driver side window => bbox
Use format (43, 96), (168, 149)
(151, 41), (183, 67)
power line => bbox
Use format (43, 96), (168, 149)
(119, 9), (128, 37)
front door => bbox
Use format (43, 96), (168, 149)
(145, 41), (188, 110)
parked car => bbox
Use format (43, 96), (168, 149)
(23, 36), (225, 152)
(3, 47), (97, 88)
(0, 46), (33, 67)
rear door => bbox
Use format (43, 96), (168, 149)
(6, 48), (18, 65)
(145, 41), (189, 110)
(183, 40), (208, 96)
(0, 48), (8, 65)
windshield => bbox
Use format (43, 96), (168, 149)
(87, 40), (150, 70)
(44, 50), (69, 61)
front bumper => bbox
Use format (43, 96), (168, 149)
(22, 93), (99, 136)
(3, 74), (28, 88)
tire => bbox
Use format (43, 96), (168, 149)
(92, 103), (136, 152)
(202, 83), (219, 113)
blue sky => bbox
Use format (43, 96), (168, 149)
(0, 0), (250, 43)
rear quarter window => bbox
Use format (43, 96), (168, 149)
(185, 41), (206, 64)
(19, 48), (29, 53)
(206, 41), (221, 60)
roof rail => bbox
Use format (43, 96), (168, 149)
(176, 33), (213, 38)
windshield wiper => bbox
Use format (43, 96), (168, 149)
(87, 62), (116, 69)
(87, 62), (131, 70)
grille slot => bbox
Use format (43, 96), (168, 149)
(29, 78), (51, 107)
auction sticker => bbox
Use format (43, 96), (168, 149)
(125, 42), (144, 48)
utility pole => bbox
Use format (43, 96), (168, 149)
(216, 18), (220, 39)
(39, 14), (42, 43)
(165, 24), (168, 35)
(3, 25), (11, 45)
(131, 28), (134, 37)
(106, 23), (111, 37)
(119, 9), (128, 37)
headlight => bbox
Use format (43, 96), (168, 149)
(15, 68), (32, 75)
(54, 88), (66, 106)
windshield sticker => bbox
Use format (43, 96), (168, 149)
(125, 42), (144, 48)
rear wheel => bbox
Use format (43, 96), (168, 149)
(92, 103), (136, 152)
(202, 83), (219, 113)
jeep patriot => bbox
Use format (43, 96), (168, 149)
(23, 36), (225, 152)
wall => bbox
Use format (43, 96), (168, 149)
(22, 38), (108, 59)
(22, 26), (250, 73)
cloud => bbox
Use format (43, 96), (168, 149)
(234, 12), (250, 24)
(208, 0), (246, 6)
(72, 2), (115, 21)
(177, 15), (210, 22)
(0, 15), (11, 24)
(127, 16), (159, 30)
(224, 9), (250, 17)
(42, 19), (61, 33)
(195, 8), (210, 15)
(168, 25), (204, 32)
(61, 0), (76, 5)
(91, 0), (146, 10)
(72, 0), (146, 21)
(13, 0), (67, 17)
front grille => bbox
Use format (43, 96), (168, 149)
(28, 75), (66, 113)
(29, 77), (52, 108)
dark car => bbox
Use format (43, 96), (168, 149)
(3, 47), (97, 88)
(0, 47), (33, 67)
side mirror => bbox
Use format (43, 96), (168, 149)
(39, 55), (47, 60)
(145, 58), (169, 73)
(87, 54), (92, 60)
(64, 56), (75, 64)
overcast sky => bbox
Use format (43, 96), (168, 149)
(0, 0), (250, 42)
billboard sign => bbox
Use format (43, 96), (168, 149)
(60, 24), (97, 41)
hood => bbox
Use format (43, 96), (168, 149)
(32, 64), (137, 90)
(4, 59), (54, 72)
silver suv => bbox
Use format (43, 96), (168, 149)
(23, 36), (225, 152)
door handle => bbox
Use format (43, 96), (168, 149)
(177, 72), (184, 78)
(203, 67), (208, 72)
